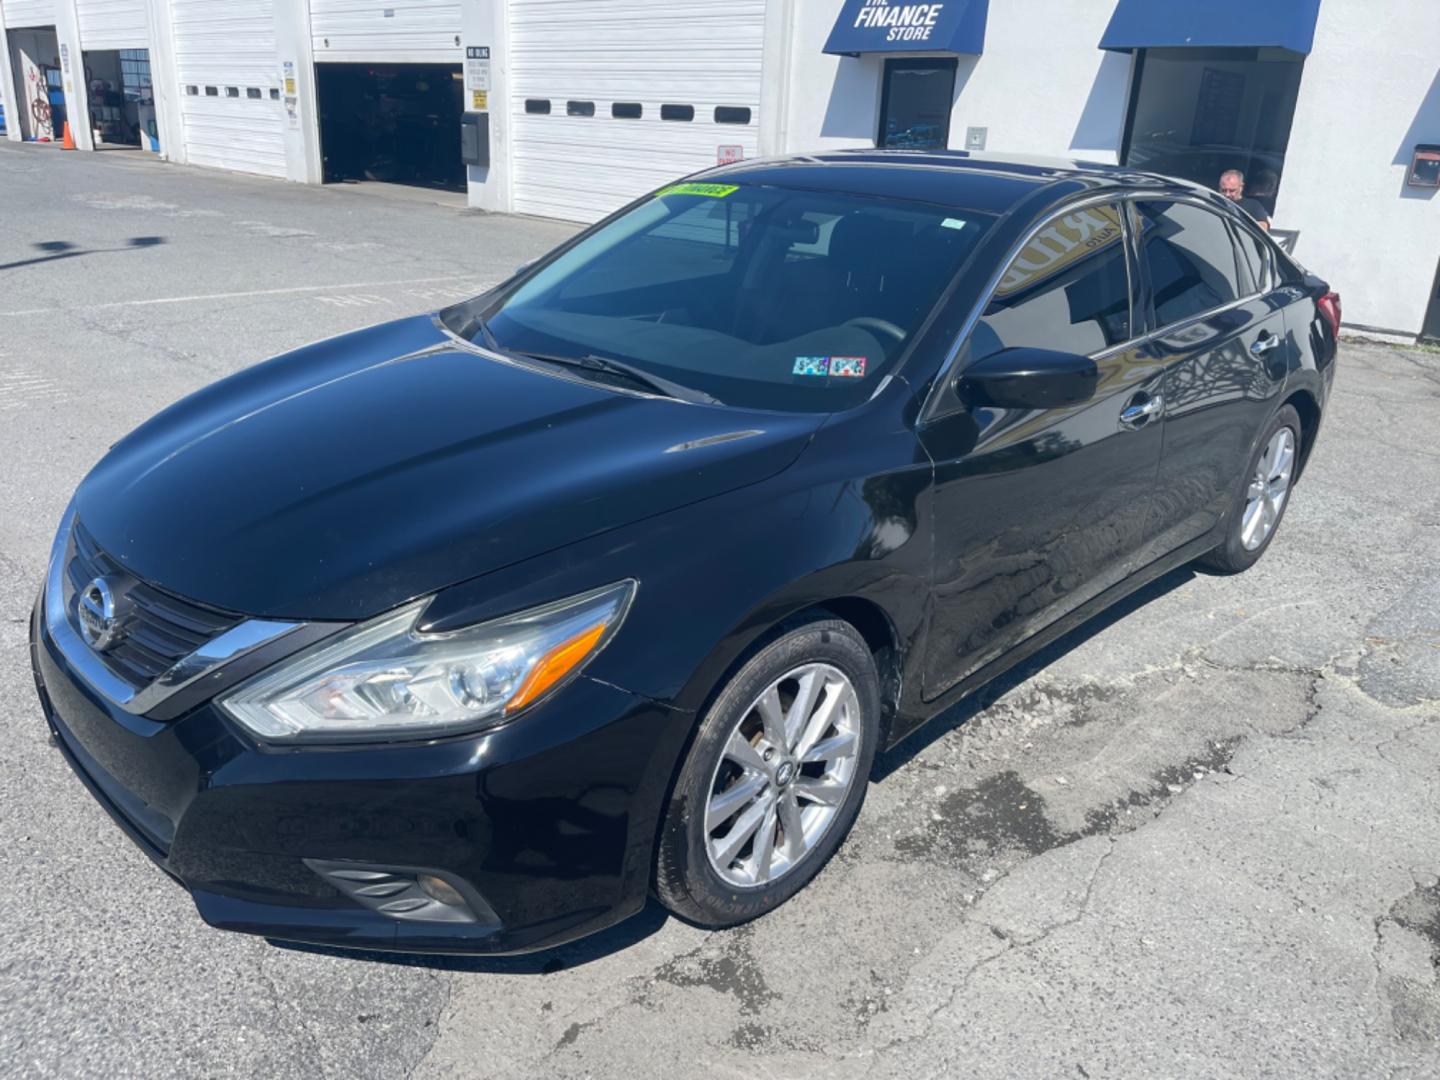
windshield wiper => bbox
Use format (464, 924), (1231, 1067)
(456, 313), (502, 352)
(454, 315), (720, 405)
(515, 350), (721, 406)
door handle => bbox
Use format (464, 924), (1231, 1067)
(1250, 333), (1280, 357)
(1119, 394), (1163, 429)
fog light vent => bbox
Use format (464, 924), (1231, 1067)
(304, 859), (500, 926)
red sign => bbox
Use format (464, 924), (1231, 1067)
(717, 145), (744, 165)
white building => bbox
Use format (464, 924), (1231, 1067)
(4, 0), (1437, 339)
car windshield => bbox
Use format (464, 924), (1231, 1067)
(450, 182), (996, 412)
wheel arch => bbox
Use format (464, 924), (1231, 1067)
(1280, 387), (1321, 482)
(673, 589), (913, 750)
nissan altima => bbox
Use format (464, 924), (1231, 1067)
(30, 151), (1338, 954)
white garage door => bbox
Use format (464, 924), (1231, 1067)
(310, 0), (462, 63)
(4, 1), (56, 28)
(76, 0), (149, 50)
(171, 0), (285, 178)
(509, 0), (766, 223)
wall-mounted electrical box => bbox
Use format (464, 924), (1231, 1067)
(461, 112), (490, 168)
(1408, 144), (1440, 189)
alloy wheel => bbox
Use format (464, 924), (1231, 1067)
(703, 662), (862, 888)
(1241, 427), (1296, 551)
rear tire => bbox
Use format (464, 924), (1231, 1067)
(1199, 404), (1302, 574)
(655, 620), (880, 928)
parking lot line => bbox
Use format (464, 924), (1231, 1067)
(0, 274), (485, 318)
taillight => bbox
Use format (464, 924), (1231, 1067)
(1317, 291), (1342, 338)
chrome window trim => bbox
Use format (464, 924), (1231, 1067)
(921, 190), (1270, 424)
(43, 503), (302, 716)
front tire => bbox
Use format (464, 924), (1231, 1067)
(655, 620), (880, 928)
(1199, 404), (1301, 574)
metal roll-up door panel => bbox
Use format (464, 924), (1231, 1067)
(510, 0), (765, 223)
(76, 0), (149, 50)
(171, 0), (286, 178)
(4, 1), (58, 28)
(310, 0), (463, 63)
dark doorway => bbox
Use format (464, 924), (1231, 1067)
(1422, 258), (1440, 345)
(878, 57), (957, 151)
(82, 48), (152, 148)
(1122, 47), (1304, 216)
(316, 62), (464, 191)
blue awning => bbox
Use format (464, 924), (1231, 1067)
(823, 0), (989, 57)
(1100, 0), (1322, 55)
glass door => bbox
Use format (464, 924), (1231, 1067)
(878, 58), (957, 151)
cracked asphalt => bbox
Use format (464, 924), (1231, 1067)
(2, 142), (1438, 1079)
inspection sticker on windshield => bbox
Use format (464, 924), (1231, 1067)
(829, 357), (867, 378)
(941, 217), (969, 231)
(657, 182), (739, 199)
(793, 356), (830, 377)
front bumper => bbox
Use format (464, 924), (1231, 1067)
(30, 595), (686, 954)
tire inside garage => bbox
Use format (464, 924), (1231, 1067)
(316, 62), (464, 191)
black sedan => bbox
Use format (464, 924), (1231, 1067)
(30, 151), (1338, 954)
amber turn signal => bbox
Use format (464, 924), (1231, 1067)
(505, 621), (609, 714)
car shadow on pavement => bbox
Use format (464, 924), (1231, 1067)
(267, 899), (674, 973)
(874, 565), (1197, 781)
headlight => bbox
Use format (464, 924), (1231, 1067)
(219, 581), (636, 743)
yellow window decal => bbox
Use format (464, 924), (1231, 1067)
(656, 183), (740, 199)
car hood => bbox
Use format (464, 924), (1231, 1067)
(75, 316), (823, 620)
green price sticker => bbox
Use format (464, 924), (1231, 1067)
(656, 182), (739, 199)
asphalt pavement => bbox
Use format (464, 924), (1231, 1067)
(1, 142), (1437, 1079)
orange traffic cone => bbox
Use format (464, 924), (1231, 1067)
(61, 122), (75, 150)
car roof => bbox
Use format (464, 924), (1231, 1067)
(698, 149), (1219, 218)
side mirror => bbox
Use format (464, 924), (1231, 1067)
(956, 347), (1099, 411)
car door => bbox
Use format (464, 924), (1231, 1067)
(916, 201), (1168, 702)
(1131, 200), (1294, 559)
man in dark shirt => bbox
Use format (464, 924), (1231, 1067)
(1218, 169), (1271, 232)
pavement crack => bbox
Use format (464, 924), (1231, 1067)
(253, 953), (324, 1071)
(401, 970), (454, 1080)
(874, 840), (1117, 1059)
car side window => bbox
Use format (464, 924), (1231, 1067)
(1138, 201), (1243, 326)
(967, 204), (1133, 362)
(1232, 224), (1270, 295)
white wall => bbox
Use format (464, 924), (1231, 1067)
(274, 0), (321, 184)
(781, 0), (1128, 161)
(782, 0), (884, 151)
(463, 0), (510, 212)
(948, 0), (1129, 162)
(1279, 0), (1440, 334)
(142, 0), (185, 163)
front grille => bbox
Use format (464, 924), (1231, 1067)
(65, 521), (241, 689)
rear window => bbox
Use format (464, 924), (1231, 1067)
(462, 184), (996, 412)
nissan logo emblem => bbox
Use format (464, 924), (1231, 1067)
(77, 576), (123, 653)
